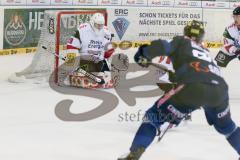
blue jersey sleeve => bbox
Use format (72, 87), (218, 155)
(142, 39), (172, 60)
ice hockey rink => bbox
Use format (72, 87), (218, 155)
(0, 48), (239, 160)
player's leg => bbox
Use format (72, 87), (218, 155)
(118, 84), (200, 160)
(118, 101), (187, 160)
(117, 83), (225, 160)
(204, 104), (240, 156)
(203, 80), (240, 156)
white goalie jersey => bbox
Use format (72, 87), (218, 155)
(67, 23), (113, 61)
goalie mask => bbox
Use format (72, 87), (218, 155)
(184, 20), (205, 43)
(90, 13), (105, 36)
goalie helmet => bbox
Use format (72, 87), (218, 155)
(184, 20), (205, 43)
(90, 13), (105, 35)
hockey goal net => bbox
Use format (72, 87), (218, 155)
(8, 10), (108, 85)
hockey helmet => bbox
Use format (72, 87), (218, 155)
(233, 6), (240, 15)
(90, 13), (105, 35)
(184, 20), (205, 43)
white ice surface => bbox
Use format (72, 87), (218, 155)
(0, 49), (239, 160)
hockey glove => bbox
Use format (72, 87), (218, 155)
(215, 50), (237, 67)
(104, 48), (115, 59)
(134, 45), (151, 68)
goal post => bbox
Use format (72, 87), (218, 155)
(8, 9), (108, 85)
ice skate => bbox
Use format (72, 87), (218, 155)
(118, 147), (145, 160)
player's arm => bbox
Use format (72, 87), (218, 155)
(104, 30), (115, 59)
(67, 29), (82, 50)
(222, 28), (239, 55)
(104, 48), (115, 59)
(134, 38), (177, 67)
(215, 28), (240, 67)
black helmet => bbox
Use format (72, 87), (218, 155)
(233, 6), (240, 15)
(184, 20), (205, 43)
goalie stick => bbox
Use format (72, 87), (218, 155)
(42, 46), (105, 85)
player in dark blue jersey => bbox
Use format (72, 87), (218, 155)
(118, 20), (240, 160)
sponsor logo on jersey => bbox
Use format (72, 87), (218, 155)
(88, 40), (104, 50)
(112, 17), (129, 40)
(167, 105), (185, 119)
(5, 14), (26, 46)
(217, 52), (226, 62)
(218, 106), (230, 118)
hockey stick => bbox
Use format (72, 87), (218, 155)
(139, 61), (185, 142)
(42, 46), (105, 85)
(132, 57), (184, 142)
(156, 84), (184, 142)
(136, 57), (185, 142)
(75, 67), (105, 84)
(157, 123), (174, 142)
(150, 62), (173, 74)
(157, 112), (192, 142)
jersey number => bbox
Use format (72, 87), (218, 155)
(192, 49), (211, 62)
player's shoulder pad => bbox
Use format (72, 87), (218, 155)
(172, 35), (186, 44)
(224, 24), (236, 40)
(176, 35), (185, 39)
(172, 35), (184, 41)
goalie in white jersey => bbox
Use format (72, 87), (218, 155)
(66, 13), (116, 88)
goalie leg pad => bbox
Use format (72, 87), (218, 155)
(79, 59), (105, 72)
(68, 71), (115, 89)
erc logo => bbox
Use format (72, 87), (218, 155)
(112, 17), (129, 40)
